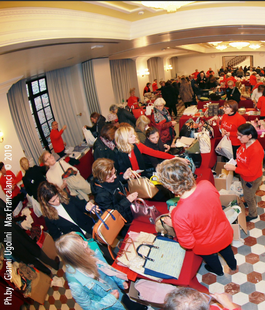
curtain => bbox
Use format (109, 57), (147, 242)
(46, 67), (84, 147)
(170, 57), (178, 79)
(7, 79), (43, 164)
(110, 59), (139, 103)
(81, 60), (101, 114)
(147, 57), (159, 85)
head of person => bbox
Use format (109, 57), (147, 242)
(92, 158), (117, 183)
(235, 81), (241, 89)
(136, 115), (151, 133)
(37, 181), (69, 220)
(90, 112), (100, 124)
(146, 126), (160, 145)
(115, 123), (139, 153)
(154, 97), (166, 111)
(223, 100), (238, 115)
(258, 85), (265, 94)
(181, 77), (187, 84)
(0, 162), (5, 175)
(100, 123), (117, 141)
(164, 287), (210, 310)
(154, 79), (157, 83)
(199, 71), (205, 79)
(129, 88), (135, 96)
(20, 157), (30, 172)
(109, 104), (118, 115)
(146, 82), (151, 87)
(160, 81), (165, 87)
(227, 80), (234, 89)
(156, 158), (195, 196)
(55, 232), (99, 278)
(40, 150), (56, 167)
(237, 123), (258, 144)
(52, 121), (59, 130)
(165, 80), (171, 87)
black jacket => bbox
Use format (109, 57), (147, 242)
(144, 138), (165, 168)
(117, 107), (136, 127)
(90, 115), (106, 138)
(91, 177), (133, 223)
(22, 165), (47, 200)
(93, 137), (118, 167)
(44, 196), (94, 240)
(226, 87), (241, 103)
(161, 85), (178, 108)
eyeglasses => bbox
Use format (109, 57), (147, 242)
(237, 133), (246, 138)
(107, 169), (117, 179)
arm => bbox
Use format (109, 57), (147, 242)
(69, 282), (119, 310)
(235, 148), (263, 177)
(137, 143), (174, 160)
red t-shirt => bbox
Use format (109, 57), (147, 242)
(50, 129), (65, 153)
(249, 75), (257, 86)
(221, 113), (246, 146)
(235, 140), (264, 182)
(192, 71), (199, 78)
(152, 82), (158, 92)
(257, 96), (265, 116)
(129, 143), (174, 171)
(252, 81), (263, 91)
(171, 180), (233, 255)
(0, 170), (21, 199)
(127, 96), (139, 109)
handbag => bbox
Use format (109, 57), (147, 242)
(82, 126), (96, 147)
(91, 207), (127, 260)
(197, 132), (211, 153)
(185, 139), (200, 154)
(128, 172), (159, 199)
(136, 235), (186, 279)
(130, 198), (160, 225)
(215, 135), (233, 159)
(155, 215), (176, 238)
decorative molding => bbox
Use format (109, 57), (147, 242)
(0, 75), (23, 94)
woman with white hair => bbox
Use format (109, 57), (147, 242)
(151, 97), (177, 144)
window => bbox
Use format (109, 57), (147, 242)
(26, 77), (55, 151)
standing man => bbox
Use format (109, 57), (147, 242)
(152, 79), (158, 93)
(50, 121), (67, 158)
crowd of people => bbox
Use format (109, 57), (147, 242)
(2, 64), (263, 309)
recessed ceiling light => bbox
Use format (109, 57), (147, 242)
(138, 10), (144, 15)
(91, 45), (104, 50)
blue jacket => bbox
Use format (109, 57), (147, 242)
(65, 248), (126, 310)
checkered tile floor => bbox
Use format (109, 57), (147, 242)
(21, 103), (265, 310)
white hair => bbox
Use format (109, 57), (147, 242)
(154, 97), (166, 107)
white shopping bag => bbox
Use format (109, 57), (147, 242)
(215, 135), (233, 159)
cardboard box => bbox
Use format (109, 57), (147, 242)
(42, 232), (57, 260)
(30, 270), (51, 304)
(220, 194), (248, 240)
(214, 162), (233, 191)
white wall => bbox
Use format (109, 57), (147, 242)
(92, 58), (116, 118)
(176, 52), (265, 77)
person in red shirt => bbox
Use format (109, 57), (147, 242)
(192, 69), (199, 79)
(220, 100), (246, 158)
(143, 82), (151, 95)
(249, 72), (257, 90)
(257, 89), (265, 119)
(164, 287), (241, 310)
(206, 67), (215, 77)
(152, 79), (158, 93)
(156, 158), (236, 276)
(225, 123), (264, 222)
(50, 121), (67, 157)
(127, 88), (139, 109)
(252, 80), (265, 92)
(0, 162), (25, 210)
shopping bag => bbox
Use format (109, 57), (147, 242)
(215, 135), (233, 159)
(155, 214), (176, 238)
(91, 207), (127, 259)
(82, 126), (96, 147)
(130, 198), (160, 224)
(197, 131), (211, 153)
(128, 172), (159, 199)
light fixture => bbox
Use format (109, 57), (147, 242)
(140, 1), (195, 13)
(137, 68), (150, 77)
(216, 44), (227, 50)
(91, 45), (104, 50)
(249, 44), (261, 49)
(164, 65), (173, 71)
(229, 42), (249, 49)
(208, 41), (222, 46)
(0, 131), (4, 143)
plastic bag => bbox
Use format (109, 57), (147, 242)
(230, 181), (244, 196)
(215, 135), (233, 159)
(197, 132), (211, 153)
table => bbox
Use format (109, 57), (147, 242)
(112, 202), (208, 293)
(197, 99), (253, 110)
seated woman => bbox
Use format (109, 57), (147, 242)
(156, 158), (237, 276)
(135, 115), (150, 144)
(151, 98), (177, 145)
(127, 88), (139, 110)
(144, 126), (170, 169)
(143, 82), (151, 95)
(114, 123), (178, 177)
(55, 232), (147, 310)
(38, 181), (96, 241)
(91, 158), (137, 227)
(20, 157), (47, 201)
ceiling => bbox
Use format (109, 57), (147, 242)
(1, 1), (265, 86)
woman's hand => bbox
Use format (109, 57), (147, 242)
(171, 121), (177, 126)
(224, 164), (236, 172)
(123, 282), (129, 290)
(123, 168), (134, 180)
(127, 192), (138, 203)
(178, 157), (190, 165)
(164, 144), (171, 152)
(85, 201), (100, 213)
(61, 179), (68, 190)
(110, 290), (119, 299)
